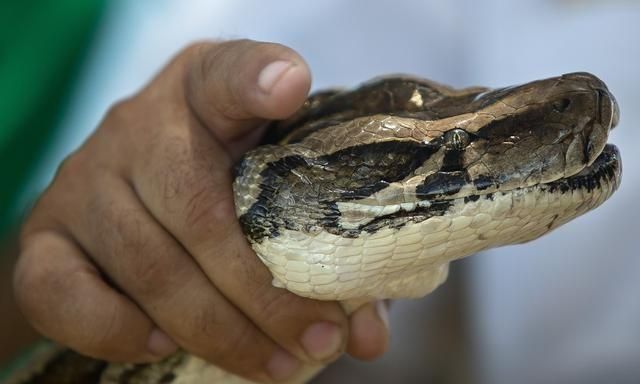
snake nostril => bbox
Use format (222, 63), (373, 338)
(552, 98), (571, 113)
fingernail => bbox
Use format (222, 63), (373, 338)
(266, 348), (300, 381)
(258, 60), (294, 93)
(147, 328), (178, 357)
(300, 322), (343, 361)
(376, 300), (390, 331)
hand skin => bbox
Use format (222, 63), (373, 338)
(12, 40), (389, 383)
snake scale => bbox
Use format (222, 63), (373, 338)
(5, 72), (621, 383)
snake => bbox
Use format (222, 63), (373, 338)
(5, 72), (621, 383)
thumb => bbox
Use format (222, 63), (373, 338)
(184, 39), (311, 146)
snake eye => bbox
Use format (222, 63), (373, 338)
(444, 128), (470, 150)
(553, 98), (572, 113)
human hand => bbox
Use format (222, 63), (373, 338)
(13, 40), (389, 382)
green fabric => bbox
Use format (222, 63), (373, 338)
(0, 0), (106, 239)
(0, 341), (54, 382)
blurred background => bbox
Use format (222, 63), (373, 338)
(1, 0), (638, 383)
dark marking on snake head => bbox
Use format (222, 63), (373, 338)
(473, 175), (496, 191)
(239, 155), (308, 241)
(440, 149), (464, 172)
(240, 140), (443, 242)
(334, 141), (439, 200)
(359, 200), (454, 234)
(416, 171), (468, 199)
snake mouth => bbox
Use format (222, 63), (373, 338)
(462, 143), (622, 201)
(541, 143), (621, 193)
(354, 144), (622, 236)
(334, 143), (621, 235)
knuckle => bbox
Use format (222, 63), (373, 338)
(185, 39), (255, 121)
(98, 97), (141, 148)
(14, 239), (90, 333)
(92, 201), (178, 298)
(194, 39), (250, 75)
(12, 248), (44, 311)
(35, 150), (87, 209)
(111, 215), (172, 295)
(253, 289), (301, 325)
(153, 136), (233, 231)
(13, 234), (72, 307)
(126, 250), (174, 298)
(182, 41), (218, 64)
(14, 237), (146, 361)
(103, 97), (136, 127)
(24, 152), (99, 238)
(79, 303), (150, 363)
(53, 150), (89, 187)
(185, 41), (221, 90)
(183, 183), (235, 234)
(212, 95), (247, 121)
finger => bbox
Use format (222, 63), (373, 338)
(14, 230), (176, 362)
(346, 301), (390, 361)
(130, 104), (348, 364)
(184, 39), (311, 144)
(57, 173), (300, 382)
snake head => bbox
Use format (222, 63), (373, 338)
(233, 73), (621, 300)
